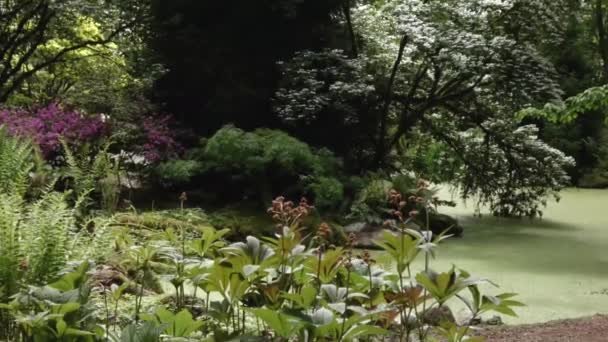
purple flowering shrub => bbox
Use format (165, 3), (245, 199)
(139, 115), (181, 163)
(0, 104), (182, 165)
(0, 103), (107, 157)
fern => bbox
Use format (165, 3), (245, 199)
(0, 194), (25, 302)
(0, 127), (34, 197)
(21, 191), (75, 285)
(69, 216), (117, 263)
(0, 190), (79, 300)
(61, 139), (121, 212)
(61, 139), (95, 198)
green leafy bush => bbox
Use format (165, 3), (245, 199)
(0, 262), (101, 341)
(348, 174), (395, 224)
(165, 125), (346, 208)
(200, 125), (265, 175)
(155, 159), (202, 186)
(201, 125), (327, 176)
(308, 176), (344, 211)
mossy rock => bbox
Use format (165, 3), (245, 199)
(420, 213), (463, 237)
(423, 306), (456, 326)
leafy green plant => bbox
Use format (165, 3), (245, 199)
(0, 127), (35, 197)
(0, 170), (524, 341)
(141, 308), (203, 338)
(114, 322), (163, 342)
(61, 140), (121, 213)
(155, 160), (202, 187)
(308, 176), (345, 211)
(0, 262), (101, 342)
(0, 190), (79, 305)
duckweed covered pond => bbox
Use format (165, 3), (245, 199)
(375, 188), (608, 324)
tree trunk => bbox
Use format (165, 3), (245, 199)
(342, 0), (358, 58)
(374, 35), (408, 168)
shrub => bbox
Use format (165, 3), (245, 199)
(140, 115), (182, 163)
(172, 125), (345, 206)
(155, 159), (202, 186)
(308, 176), (344, 210)
(199, 126), (264, 175)
(201, 125), (322, 176)
(0, 103), (107, 158)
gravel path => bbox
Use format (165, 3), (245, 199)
(474, 315), (608, 342)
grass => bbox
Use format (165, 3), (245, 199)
(382, 188), (608, 324)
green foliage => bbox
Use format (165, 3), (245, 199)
(0, 0), (149, 106)
(0, 190), (77, 301)
(348, 173), (416, 224)
(141, 308), (203, 337)
(22, 192), (76, 284)
(61, 140), (122, 213)
(116, 191), (519, 341)
(308, 176), (345, 211)
(0, 133), (108, 337)
(1, 262), (101, 342)
(116, 322), (162, 342)
(201, 125), (326, 176)
(170, 125), (346, 208)
(155, 160), (202, 186)
(517, 85), (608, 187)
(0, 127), (35, 197)
(519, 86), (608, 125)
(114, 208), (212, 235)
(201, 126), (264, 174)
(0, 177), (523, 341)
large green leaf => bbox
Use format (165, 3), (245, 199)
(248, 308), (304, 338)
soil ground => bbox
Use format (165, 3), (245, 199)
(474, 315), (608, 341)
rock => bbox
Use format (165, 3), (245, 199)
(426, 213), (463, 237)
(351, 228), (394, 249)
(344, 222), (369, 233)
(422, 306), (456, 326)
(485, 315), (504, 326)
(344, 221), (421, 249)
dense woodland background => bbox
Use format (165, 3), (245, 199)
(1, 0), (608, 217)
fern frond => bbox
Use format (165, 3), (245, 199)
(0, 194), (25, 301)
(0, 127), (34, 197)
(22, 191), (74, 285)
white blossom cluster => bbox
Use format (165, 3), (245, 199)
(444, 116), (576, 217)
(353, 0), (564, 106)
(274, 50), (378, 125)
(273, 0), (574, 213)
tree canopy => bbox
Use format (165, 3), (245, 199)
(1, 0), (608, 216)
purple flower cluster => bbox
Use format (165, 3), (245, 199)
(0, 103), (108, 157)
(141, 115), (181, 163)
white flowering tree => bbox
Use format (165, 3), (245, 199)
(275, 0), (575, 217)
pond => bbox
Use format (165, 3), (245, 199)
(374, 188), (608, 324)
